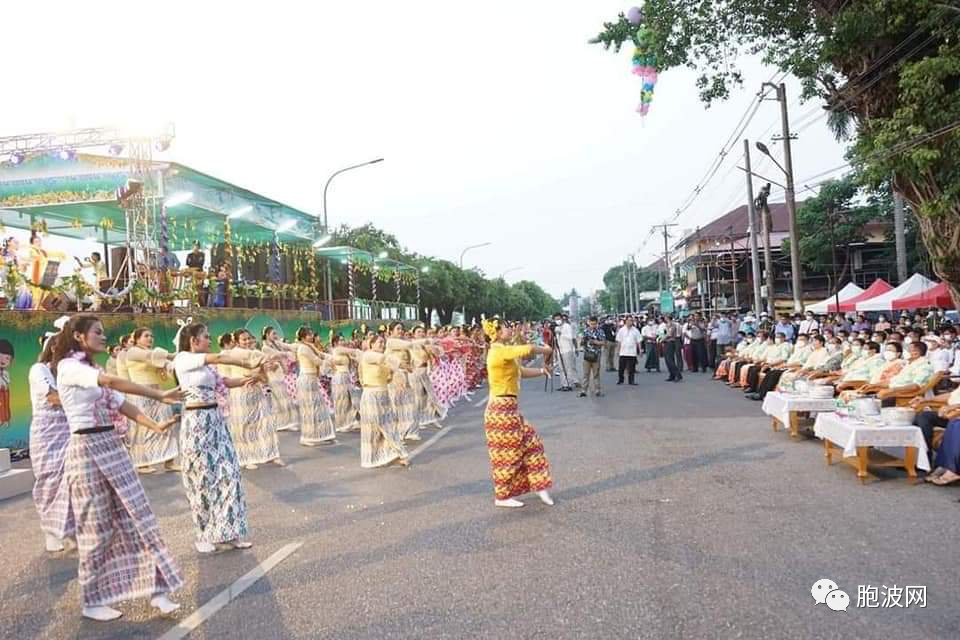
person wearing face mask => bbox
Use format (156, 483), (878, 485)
(748, 335), (807, 400)
(834, 341), (885, 386)
(744, 332), (792, 396)
(798, 312), (819, 336)
(811, 339), (865, 383)
(874, 340), (936, 405)
(727, 333), (759, 385)
(852, 314), (872, 333)
(736, 332), (773, 389)
(711, 313), (733, 369)
(777, 335), (831, 391)
(714, 331), (745, 379)
(925, 335), (952, 373)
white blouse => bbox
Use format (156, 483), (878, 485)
(57, 357), (123, 433)
(173, 352), (221, 406)
(28, 363), (57, 413)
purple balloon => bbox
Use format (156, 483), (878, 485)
(627, 6), (644, 25)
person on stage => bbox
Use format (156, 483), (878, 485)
(173, 323), (278, 553)
(226, 329), (284, 469)
(261, 326), (300, 432)
(359, 334), (410, 468)
(482, 317), (554, 508)
(124, 328), (179, 474)
(52, 315), (184, 621)
(295, 326), (337, 446)
(29, 334), (75, 552)
(18, 231), (68, 309)
(410, 324), (446, 428)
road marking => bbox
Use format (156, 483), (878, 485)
(407, 424), (454, 461)
(474, 394), (488, 407)
(156, 541), (303, 640)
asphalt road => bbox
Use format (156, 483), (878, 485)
(1, 366), (956, 639)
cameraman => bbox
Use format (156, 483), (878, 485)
(581, 316), (606, 397)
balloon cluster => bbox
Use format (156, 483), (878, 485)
(629, 8), (658, 117)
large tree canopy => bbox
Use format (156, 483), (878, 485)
(328, 223), (559, 323)
(592, 0), (960, 308)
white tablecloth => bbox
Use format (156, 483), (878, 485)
(762, 391), (839, 430)
(813, 411), (931, 471)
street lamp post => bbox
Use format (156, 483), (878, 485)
(459, 242), (492, 324)
(321, 158), (384, 318)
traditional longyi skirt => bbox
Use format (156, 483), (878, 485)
(298, 374), (336, 445)
(410, 367), (445, 426)
(65, 429), (183, 607)
(228, 384), (280, 465)
(330, 371), (360, 432)
(359, 387), (408, 468)
(180, 406), (247, 544)
(126, 387), (178, 467)
(388, 373), (419, 441)
(483, 396), (552, 500)
(29, 408), (75, 539)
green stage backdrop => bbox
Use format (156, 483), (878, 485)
(0, 311), (360, 450)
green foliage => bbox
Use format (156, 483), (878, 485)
(596, 262), (661, 314)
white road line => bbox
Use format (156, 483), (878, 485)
(474, 395), (489, 407)
(407, 424), (454, 461)
(157, 541), (303, 640)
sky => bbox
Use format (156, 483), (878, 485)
(2, 1), (849, 299)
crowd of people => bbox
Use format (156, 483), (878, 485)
(24, 313), (561, 622)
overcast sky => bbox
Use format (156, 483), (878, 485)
(3, 1), (848, 299)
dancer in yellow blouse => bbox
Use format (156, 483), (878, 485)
(125, 328), (179, 473)
(359, 335), (410, 468)
(482, 317), (555, 508)
(295, 327), (337, 446)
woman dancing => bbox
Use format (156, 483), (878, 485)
(359, 335), (410, 468)
(409, 325), (446, 429)
(482, 317), (554, 508)
(29, 334), (75, 552)
(261, 326), (300, 432)
(295, 326), (337, 446)
(174, 323), (278, 553)
(53, 315), (184, 621)
(226, 329), (284, 469)
(386, 323), (432, 442)
(125, 328), (179, 474)
(329, 336), (362, 433)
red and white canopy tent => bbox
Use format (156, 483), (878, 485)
(892, 282), (954, 310)
(806, 282), (864, 314)
(827, 279), (893, 313)
(856, 274), (937, 312)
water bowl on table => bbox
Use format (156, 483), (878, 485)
(880, 407), (916, 427)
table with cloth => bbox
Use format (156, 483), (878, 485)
(813, 411), (930, 484)
(761, 391), (839, 438)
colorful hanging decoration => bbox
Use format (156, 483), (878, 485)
(223, 219), (234, 273)
(394, 269), (401, 302)
(631, 25), (658, 116)
(347, 252), (355, 300)
(98, 217), (114, 231)
(371, 264), (377, 301)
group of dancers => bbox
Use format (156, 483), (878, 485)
(25, 313), (552, 622)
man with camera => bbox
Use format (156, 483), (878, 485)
(581, 316), (607, 397)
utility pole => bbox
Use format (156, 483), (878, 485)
(755, 183), (776, 317)
(631, 257), (640, 312)
(696, 227), (706, 311)
(762, 81), (803, 311)
(893, 185), (908, 283)
(622, 265), (628, 314)
(652, 223), (679, 291)
(743, 139), (763, 318)
(729, 226), (740, 311)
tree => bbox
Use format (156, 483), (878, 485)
(592, 1), (960, 308)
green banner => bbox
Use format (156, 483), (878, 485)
(659, 291), (674, 313)
(0, 310), (362, 450)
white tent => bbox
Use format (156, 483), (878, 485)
(855, 273), (937, 311)
(806, 282), (864, 314)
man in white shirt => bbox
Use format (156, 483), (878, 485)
(554, 313), (580, 391)
(798, 311), (820, 336)
(615, 316), (642, 385)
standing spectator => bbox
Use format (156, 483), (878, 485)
(554, 313), (580, 392)
(641, 316), (660, 372)
(662, 314), (683, 383)
(798, 311), (820, 336)
(852, 314), (871, 333)
(774, 314), (795, 342)
(602, 316), (618, 372)
(712, 313), (734, 369)
(615, 316), (641, 385)
(186, 242), (205, 271)
(581, 316), (606, 397)
(686, 314), (707, 372)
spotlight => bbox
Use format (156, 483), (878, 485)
(228, 205), (253, 219)
(108, 144), (124, 156)
(275, 219), (297, 234)
(9, 152), (25, 165)
(313, 234), (331, 248)
(164, 191), (193, 207)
